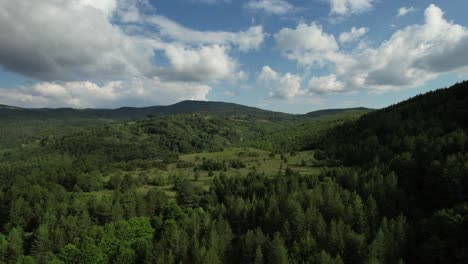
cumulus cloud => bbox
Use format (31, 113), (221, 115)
(397, 6), (415, 17)
(413, 35), (468, 73)
(273, 4), (468, 95)
(275, 23), (338, 52)
(258, 66), (302, 99)
(270, 73), (302, 99)
(0, 78), (211, 108)
(245, 0), (295, 15)
(274, 23), (339, 66)
(258, 66), (348, 99)
(0, 0), (155, 82)
(329, 0), (374, 16)
(79, 0), (118, 17)
(257, 66), (278, 82)
(337, 4), (468, 91)
(147, 15), (265, 52)
(307, 74), (345, 94)
(0, 0), (267, 107)
(339, 27), (368, 43)
(160, 44), (244, 82)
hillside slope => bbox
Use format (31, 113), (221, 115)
(317, 81), (468, 263)
(0, 100), (372, 121)
(304, 107), (372, 118)
(320, 81), (468, 208)
(0, 100), (293, 121)
(0, 100), (370, 148)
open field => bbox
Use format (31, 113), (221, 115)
(92, 148), (321, 198)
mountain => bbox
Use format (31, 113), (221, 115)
(0, 100), (373, 121)
(0, 100), (369, 149)
(0, 100), (293, 121)
(89, 100), (292, 119)
(149, 100), (281, 115)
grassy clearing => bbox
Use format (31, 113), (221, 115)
(92, 148), (322, 199)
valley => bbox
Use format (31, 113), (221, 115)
(0, 81), (467, 263)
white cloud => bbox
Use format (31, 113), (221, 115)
(257, 66), (278, 82)
(0, 0), (155, 81)
(274, 23), (338, 66)
(271, 73), (302, 99)
(245, 0), (294, 15)
(329, 0), (374, 16)
(258, 66), (302, 99)
(339, 27), (368, 43)
(273, 4), (468, 94)
(307, 74), (345, 94)
(336, 4), (468, 91)
(258, 66), (348, 99)
(397, 6), (415, 17)
(236, 26), (267, 52)
(275, 23), (338, 52)
(0, 78), (211, 108)
(0, 0), (258, 107)
(161, 44), (244, 82)
(146, 15), (265, 52)
(78, 0), (118, 17)
(3, 1), (466, 108)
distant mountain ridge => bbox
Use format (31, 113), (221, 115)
(304, 107), (373, 118)
(0, 104), (23, 110)
(0, 100), (372, 121)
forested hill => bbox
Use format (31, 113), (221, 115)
(0, 100), (279, 121)
(148, 100), (284, 117)
(319, 81), (468, 204)
(304, 107), (372, 118)
(0, 101), (371, 148)
(0, 100), (371, 121)
(317, 81), (468, 263)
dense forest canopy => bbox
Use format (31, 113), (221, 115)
(317, 81), (468, 262)
(0, 82), (467, 263)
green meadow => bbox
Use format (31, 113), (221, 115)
(94, 148), (321, 199)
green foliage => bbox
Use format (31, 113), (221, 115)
(7, 228), (23, 262)
(0, 82), (467, 263)
(30, 224), (51, 262)
(318, 81), (468, 263)
(267, 233), (289, 264)
(175, 179), (200, 208)
(58, 244), (81, 264)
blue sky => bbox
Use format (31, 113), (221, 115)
(0, 0), (467, 113)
